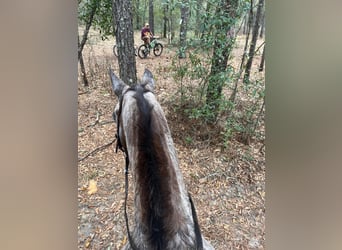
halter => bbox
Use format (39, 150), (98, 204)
(114, 86), (203, 250)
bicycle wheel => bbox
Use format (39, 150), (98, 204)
(113, 45), (118, 57)
(138, 44), (149, 59)
(153, 43), (163, 56)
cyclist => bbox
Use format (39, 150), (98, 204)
(141, 23), (153, 46)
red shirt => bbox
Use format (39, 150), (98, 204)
(141, 27), (151, 39)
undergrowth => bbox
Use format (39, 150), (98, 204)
(169, 50), (265, 148)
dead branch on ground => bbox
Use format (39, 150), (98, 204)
(78, 138), (116, 162)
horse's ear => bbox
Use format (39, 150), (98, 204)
(141, 69), (155, 91)
(109, 68), (126, 98)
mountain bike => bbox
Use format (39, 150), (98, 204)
(113, 45), (138, 57)
(137, 37), (163, 59)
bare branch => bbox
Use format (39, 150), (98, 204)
(78, 138), (116, 162)
(78, 90), (90, 95)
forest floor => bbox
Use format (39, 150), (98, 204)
(78, 29), (265, 250)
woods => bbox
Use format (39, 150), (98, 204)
(78, 0), (265, 127)
(78, 0), (265, 249)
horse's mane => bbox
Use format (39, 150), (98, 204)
(133, 84), (180, 249)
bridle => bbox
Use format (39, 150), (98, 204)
(114, 87), (203, 250)
(115, 87), (139, 250)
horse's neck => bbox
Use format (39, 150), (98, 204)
(123, 98), (192, 232)
(136, 129), (189, 202)
(131, 136), (193, 243)
(130, 120), (191, 215)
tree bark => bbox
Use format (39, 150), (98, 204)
(170, 0), (175, 43)
(78, 48), (89, 86)
(112, 0), (137, 85)
(163, 5), (168, 38)
(78, 0), (98, 61)
(179, 0), (189, 58)
(195, 0), (203, 37)
(243, 0), (264, 83)
(242, 15), (247, 35)
(134, 0), (141, 30)
(259, 10), (265, 38)
(205, 0), (239, 119)
(78, 0), (98, 86)
(149, 0), (154, 34)
(229, 0), (254, 102)
(245, 0), (254, 41)
(259, 44), (265, 72)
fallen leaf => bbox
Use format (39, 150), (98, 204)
(87, 180), (98, 195)
(258, 191), (265, 199)
(199, 177), (207, 184)
(85, 238), (91, 248)
(121, 235), (127, 247)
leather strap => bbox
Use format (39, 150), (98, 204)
(123, 152), (139, 250)
(189, 193), (204, 250)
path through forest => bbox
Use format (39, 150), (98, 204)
(78, 30), (265, 249)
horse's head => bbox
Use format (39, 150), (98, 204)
(109, 68), (155, 122)
(109, 68), (155, 99)
(109, 68), (156, 154)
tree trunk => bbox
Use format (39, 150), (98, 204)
(239, 1), (254, 73)
(79, 52), (89, 87)
(205, 0), (239, 119)
(259, 10), (265, 38)
(259, 44), (265, 72)
(134, 0), (141, 30)
(179, 0), (189, 58)
(163, 5), (168, 38)
(78, 0), (98, 87)
(149, 0), (154, 34)
(246, 0), (254, 38)
(242, 15), (247, 35)
(78, 0), (98, 61)
(200, 2), (212, 40)
(243, 0), (264, 83)
(78, 35), (89, 86)
(112, 0), (137, 85)
(169, 0), (175, 43)
(195, 0), (203, 37)
(140, 0), (148, 27)
(229, 5), (253, 104)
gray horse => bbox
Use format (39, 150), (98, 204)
(110, 68), (214, 250)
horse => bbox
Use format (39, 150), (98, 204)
(110, 68), (214, 250)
